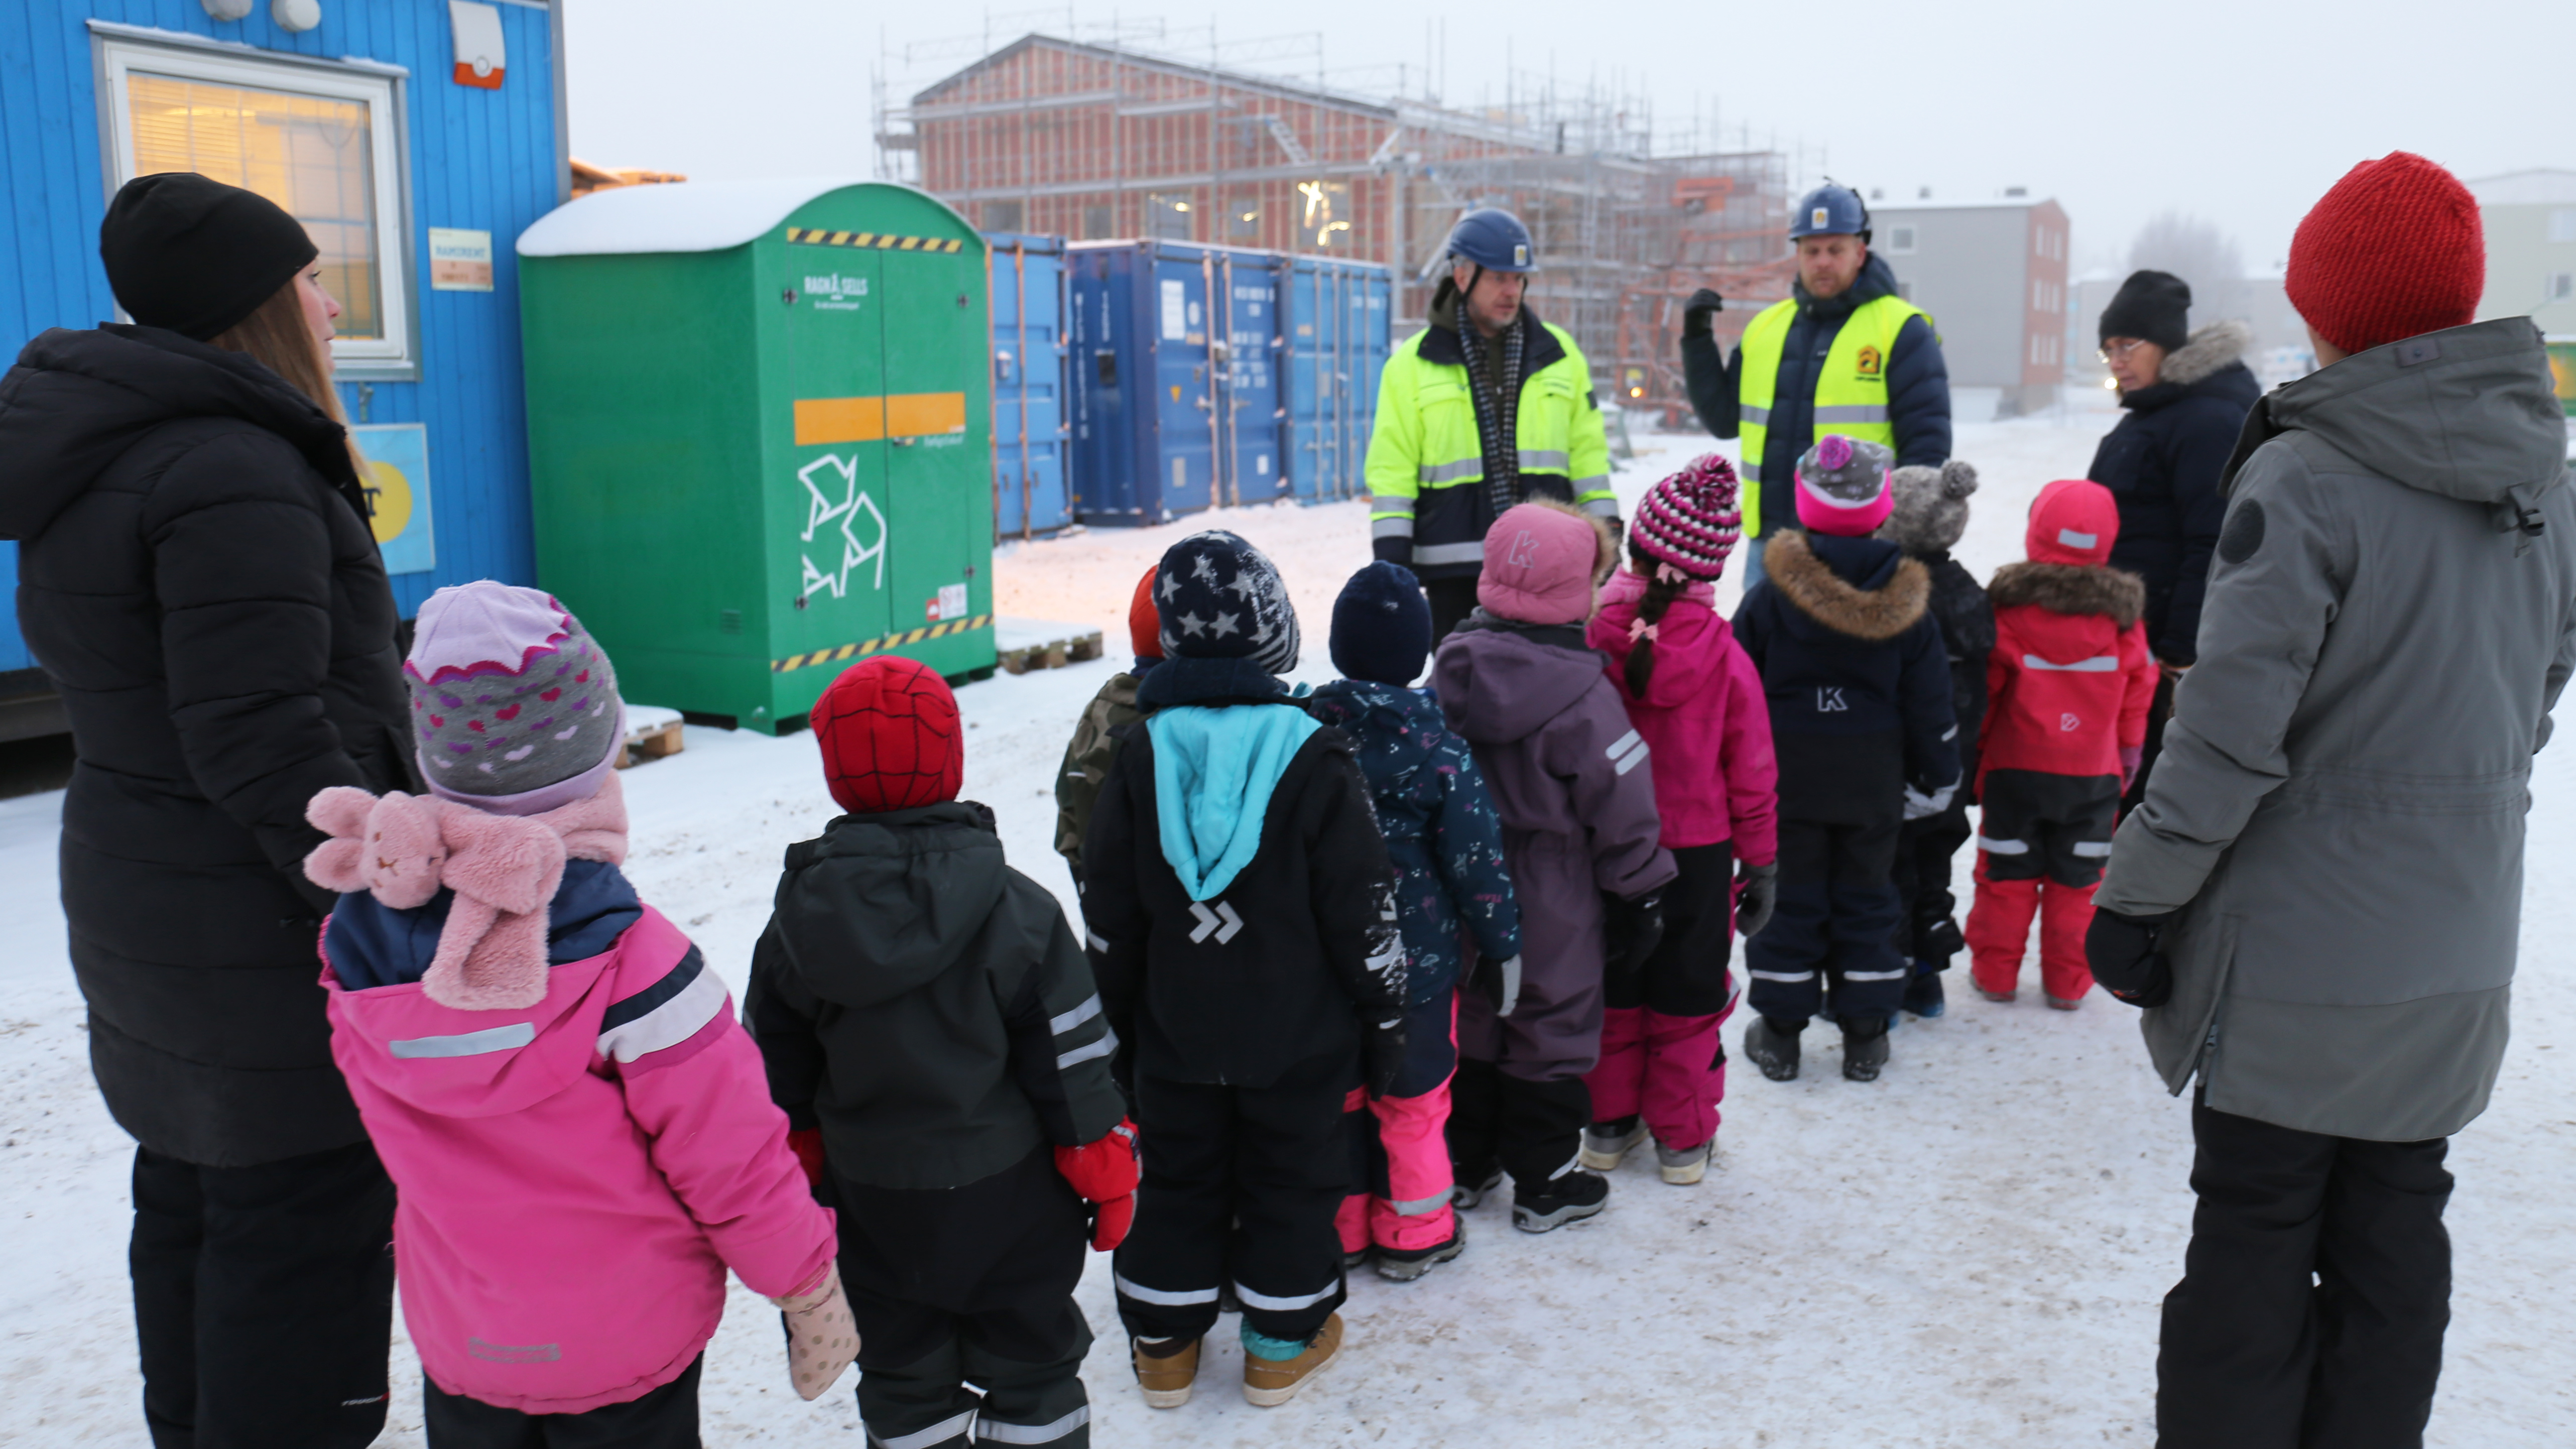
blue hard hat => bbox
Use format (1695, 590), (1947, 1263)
(1446, 209), (1536, 273)
(1790, 184), (1870, 240)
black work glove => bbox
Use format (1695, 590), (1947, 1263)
(1682, 288), (1724, 338)
(1473, 952), (1526, 1018)
(1733, 862), (1779, 939)
(1364, 1015), (1408, 1098)
(1604, 890), (1666, 975)
(2086, 908), (2175, 1008)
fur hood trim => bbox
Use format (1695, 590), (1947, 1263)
(2160, 319), (2255, 389)
(1765, 530), (1930, 641)
(1988, 560), (2147, 628)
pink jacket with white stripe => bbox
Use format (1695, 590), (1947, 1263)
(320, 873), (834, 1414)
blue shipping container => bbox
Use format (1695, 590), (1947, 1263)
(985, 233), (1073, 538)
(1067, 240), (1290, 526)
(1283, 256), (1393, 504)
(0, 1), (560, 731)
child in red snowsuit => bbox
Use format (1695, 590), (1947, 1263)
(1577, 456), (1778, 1186)
(1965, 478), (2160, 1007)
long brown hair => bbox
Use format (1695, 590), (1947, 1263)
(209, 277), (365, 478)
(1622, 542), (1694, 698)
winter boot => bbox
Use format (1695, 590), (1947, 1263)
(1902, 962), (1947, 1019)
(1242, 1314), (1343, 1407)
(1744, 1016), (1804, 1082)
(1655, 1140), (1712, 1186)
(1841, 1019), (1891, 1082)
(1374, 1222), (1467, 1282)
(1451, 1163), (1504, 1211)
(1578, 1115), (1648, 1172)
(2046, 994), (2084, 1011)
(1342, 1244), (1372, 1270)
(1133, 1336), (1201, 1409)
(1511, 1169), (1610, 1233)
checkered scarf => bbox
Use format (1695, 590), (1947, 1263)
(1457, 311), (1526, 519)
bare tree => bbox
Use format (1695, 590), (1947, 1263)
(2128, 211), (2245, 302)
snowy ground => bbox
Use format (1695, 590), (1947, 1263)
(7, 391), (2574, 1444)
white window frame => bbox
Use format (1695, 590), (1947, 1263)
(96, 31), (414, 372)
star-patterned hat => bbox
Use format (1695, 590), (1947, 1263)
(1153, 530), (1301, 675)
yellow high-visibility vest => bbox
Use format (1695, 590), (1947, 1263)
(1736, 293), (1928, 537)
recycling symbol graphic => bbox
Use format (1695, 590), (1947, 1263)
(798, 452), (887, 599)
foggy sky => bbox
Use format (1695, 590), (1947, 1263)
(562, 0), (2571, 279)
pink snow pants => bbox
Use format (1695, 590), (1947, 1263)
(1337, 1000), (1458, 1254)
(1580, 991), (1740, 1154)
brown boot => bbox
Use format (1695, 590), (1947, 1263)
(1132, 1336), (1200, 1408)
(1242, 1313), (1344, 1407)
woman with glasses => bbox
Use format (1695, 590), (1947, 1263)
(2084, 269), (2261, 809)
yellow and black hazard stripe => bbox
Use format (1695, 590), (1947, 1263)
(773, 614), (993, 674)
(784, 228), (966, 254)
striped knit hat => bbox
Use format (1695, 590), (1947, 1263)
(407, 582), (624, 816)
(1629, 453), (1744, 582)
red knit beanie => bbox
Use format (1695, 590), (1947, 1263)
(1128, 565), (1162, 660)
(809, 656), (963, 815)
(2286, 153), (2484, 357)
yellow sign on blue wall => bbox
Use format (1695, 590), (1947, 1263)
(351, 423), (435, 575)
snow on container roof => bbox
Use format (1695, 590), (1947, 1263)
(519, 177), (919, 257)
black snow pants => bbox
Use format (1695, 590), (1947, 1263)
(1746, 812), (1907, 1026)
(2157, 1097), (2454, 1449)
(129, 1141), (395, 1449)
(422, 1356), (703, 1449)
(1445, 1056), (1591, 1190)
(831, 1146), (1095, 1449)
(1114, 1053), (1351, 1345)
(1890, 797), (1972, 969)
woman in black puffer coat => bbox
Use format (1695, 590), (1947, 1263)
(0, 174), (413, 1449)
(2088, 271), (2261, 808)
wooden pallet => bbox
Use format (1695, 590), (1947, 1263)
(615, 706), (686, 769)
(995, 619), (1106, 675)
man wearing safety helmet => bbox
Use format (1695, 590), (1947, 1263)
(1682, 184), (1951, 586)
(1366, 209), (1618, 640)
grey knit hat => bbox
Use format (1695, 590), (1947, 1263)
(406, 581), (624, 815)
(1879, 460), (1981, 557)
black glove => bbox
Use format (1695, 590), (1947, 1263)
(1734, 863), (1779, 939)
(1682, 288), (1724, 338)
(1604, 891), (1665, 975)
(1364, 1015), (1408, 1098)
(1473, 952), (1526, 1018)
(2086, 907), (2175, 1008)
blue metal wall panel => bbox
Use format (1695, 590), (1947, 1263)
(1, 0), (558, 678)
(1284, 256), (1391, 505)
(984, 233), (1072, 538)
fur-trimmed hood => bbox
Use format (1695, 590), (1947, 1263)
(2158, 318), (2254, 389)
(1764, 529), (1930, 641)
(1988, 560), (2146, 628)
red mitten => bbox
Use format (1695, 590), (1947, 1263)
(1054, 1118), (1140, 1252)
(787, 1128), (827, 1187)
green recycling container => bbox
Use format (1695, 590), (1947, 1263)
(516, 180), (994, 734)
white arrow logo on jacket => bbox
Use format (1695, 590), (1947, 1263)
(1188, 900), (1245, 944)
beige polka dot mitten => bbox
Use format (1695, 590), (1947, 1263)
(770, 1261), (860, 1401)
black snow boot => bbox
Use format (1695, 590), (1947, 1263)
(1744, 1016), (1804, 1082)
(1510, 1169), (1609, 1233)
(1842, 1018), (1891, 1082)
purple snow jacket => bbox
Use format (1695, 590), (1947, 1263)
(1434, 613), (1676, 1079)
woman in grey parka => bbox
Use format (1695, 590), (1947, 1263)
(2088, 154), (2576, 1449)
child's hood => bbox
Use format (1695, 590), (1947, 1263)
(1146, 702), (1323, 901)
(1432, 621), (1614, 747)
(766, 802), (1013, 1009)
(1589, 570), (1732, 708)
(1308, 679), (1445, 771)
(324, 901), (706, 1119)
(2025, 478), (2120, 566)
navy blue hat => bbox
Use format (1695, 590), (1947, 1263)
(1329, 562), (1430, 686)
(1790, 183), (1871, 241)
(1154, 530), (1300, 674)
(1447, 209), (1535, 273)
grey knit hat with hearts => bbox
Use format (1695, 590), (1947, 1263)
(406, 581), (625, 816)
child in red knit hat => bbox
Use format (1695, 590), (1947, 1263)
(1965, 480), (2159, 1009)
(748, 654), (1137, 1449)
(1054, 565), (1164, 890)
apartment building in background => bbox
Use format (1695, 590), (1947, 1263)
(1870, 195), (2070, 417)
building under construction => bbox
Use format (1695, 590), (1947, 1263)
(879, 31), (1797, 425)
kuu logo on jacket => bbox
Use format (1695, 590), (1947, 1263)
(1817, 687), (1848, 712)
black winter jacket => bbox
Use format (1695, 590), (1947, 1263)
(1733, 530), (1959, 820)
(2088, 320), (2261, 665)
(1082, 664), (1405, 1089)
(0, 325), (415, 1167)
(746, 801), (1126, 1191)
(1919, 550), (1994, 787)
(1682, 254), (1952, 535)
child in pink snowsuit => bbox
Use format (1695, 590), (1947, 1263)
(307, 582), (853, 1442)
(1579, 456), (1779, 1185)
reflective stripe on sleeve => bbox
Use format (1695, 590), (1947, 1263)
(1085, 931), (1110, 952)
(1417, 458), (1483, 485)
(1411, 541), (1485, 566)
(1577, 494), (1619, 517)
(1048, 995), (1102, 1036)
(1369, 494), (1417, 514)
(1517, 448), (1570, 472)
(1057, 1026), (1119, 1071)
(1373, 516), (1415, 539)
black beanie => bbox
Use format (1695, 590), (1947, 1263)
(1330, 561), (1432, 685)
(100, 173), (318, 341)
(2098, 269), (2191, 353)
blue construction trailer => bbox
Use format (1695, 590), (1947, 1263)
(0, 0), (565, 739)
